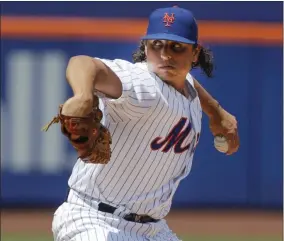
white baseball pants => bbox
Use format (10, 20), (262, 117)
(52, 202), (181, 241)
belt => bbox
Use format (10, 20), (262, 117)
(65, 188), (158, 223)
(98, 202), (159, 224)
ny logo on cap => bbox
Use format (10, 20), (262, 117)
(163, 13), (175, 27)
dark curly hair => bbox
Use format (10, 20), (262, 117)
(132, 40), (214, 78)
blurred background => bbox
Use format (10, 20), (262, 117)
(1, 2), (283, 241)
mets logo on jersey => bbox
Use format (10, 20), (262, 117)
(163, 13), (175, 27)
(151, 117), (200, 154)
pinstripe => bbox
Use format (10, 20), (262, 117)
(76, 162), (89, 241)
(158, 90), (189, 185)
(88, 209), (98, 241)
(127, 87), (177, 213)
(94, 122), (132, 192)
(102, 215), (108, 241)
(103, 119), (147, 199)
(97, 121), (137, 193)
(122, 221), (129, 241)
(113, 84), (168, 205)
(94, 228), (99, 241)
(141, 89), (182, 188)
(106, 86), (166, 200)
(107, 104), (125, 122)
(80, 162), (91, 240)
(141, 150), (176, 213)
(128, 222), (138, 240)
(126, 99), (151, 109)
(69, 162), (81, 239)
(170, 134), (195, 182)
(119, 104), (145, 117)
(64, 209), (72, 240)
(106, 113), (115, 123)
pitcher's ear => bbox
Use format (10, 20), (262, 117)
(193, 44), (201, 62)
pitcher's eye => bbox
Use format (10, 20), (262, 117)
(171, 43), (185, 52)
(152, 40), (163, 49)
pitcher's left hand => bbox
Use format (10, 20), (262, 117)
(209, 107), (240, 155)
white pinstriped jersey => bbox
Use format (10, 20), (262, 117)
(67, 58), (202, 220)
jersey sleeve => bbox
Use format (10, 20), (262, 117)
(94, 58), (157, 122)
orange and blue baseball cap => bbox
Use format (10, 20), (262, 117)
(141, 6), (198, 45)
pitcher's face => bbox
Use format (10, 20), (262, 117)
(145, 40), (199, 89)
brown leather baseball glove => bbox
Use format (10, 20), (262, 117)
(41, 95), (112, 164)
